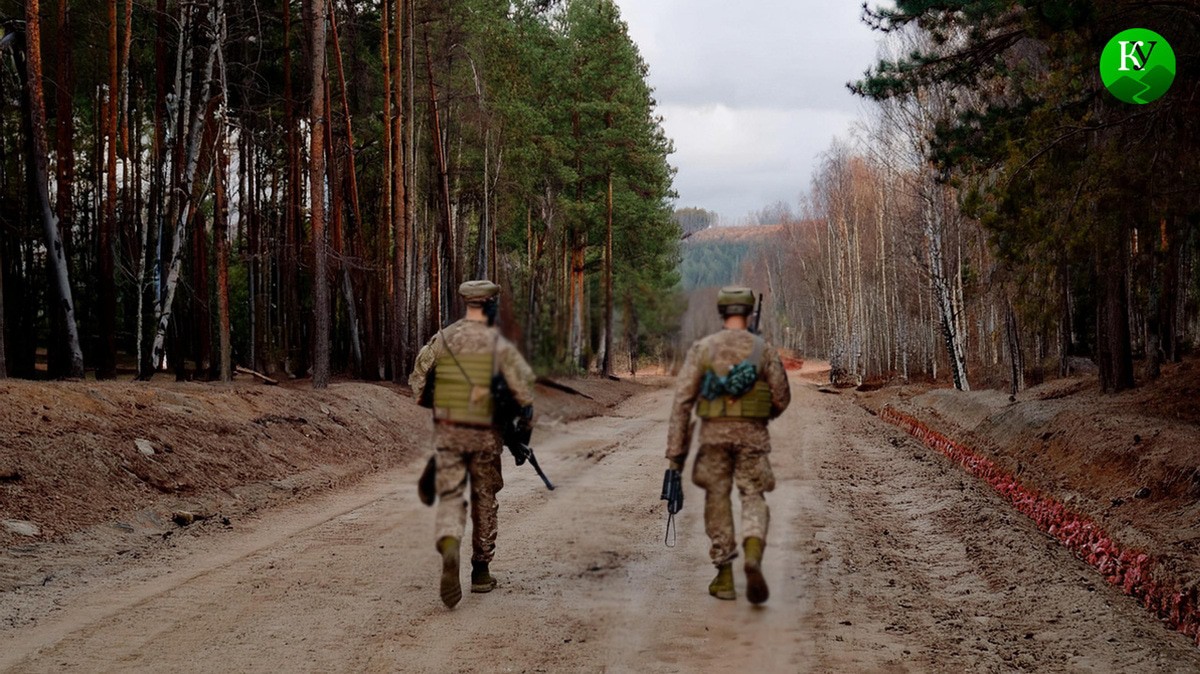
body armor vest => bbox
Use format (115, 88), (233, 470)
(696, 335), (772, 420)
(433, 334), (496, 426)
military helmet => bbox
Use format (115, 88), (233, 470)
(717, 286), (755, 316)
(459, 279), (500, 304)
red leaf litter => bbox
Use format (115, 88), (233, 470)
(780, 356), (805, 372)
(879, 406), (1200, 646)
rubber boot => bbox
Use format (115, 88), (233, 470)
(437, 537), (462, 608)
(471, 560), (497, 593)
(708, 562), (736, 600)
(744, 537), (769, 605)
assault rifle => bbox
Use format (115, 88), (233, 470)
(749, 293), (764, 335)
(660, 468), (683, 547)
(492, 375), (555, 490)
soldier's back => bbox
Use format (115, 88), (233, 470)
(697, 329), (761, 373)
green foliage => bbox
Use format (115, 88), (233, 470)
(854, 0), (1200, 390)
(680, 241), (753, 290)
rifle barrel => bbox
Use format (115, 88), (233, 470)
(525, 447), (556, 490)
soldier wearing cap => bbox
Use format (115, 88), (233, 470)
(665, 286), (791, 604)
(409, 279), (536, 608)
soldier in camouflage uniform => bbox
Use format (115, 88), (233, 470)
(410, 280), (536, 608)
(665, 286), (791, 604)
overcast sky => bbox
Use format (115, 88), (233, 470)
(616, 1), (883, 223)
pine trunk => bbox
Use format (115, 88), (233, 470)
(310, 0), (331, 388)
(1096, 239), (1135, 393)
(215, 131), (232, 382)
(602, 172), (613, 377)
(26, 0), (85, 378)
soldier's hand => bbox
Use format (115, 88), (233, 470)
(667, 458), (685, 472)
(509, 442), (531, 466)
(517, 405), (534, 434)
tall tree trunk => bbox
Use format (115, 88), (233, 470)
(1005, 298), (1024, 395)
(98, 0), (119, 379)
(330, 7), (365, 376)
(52, 0), (74, 379)
(925, 182), (969, 391)
(214, 130), (232, 382)
(390, 0), (411, 382)
(25, 0), (84, 378)
(1096, 237), (1135, 392)
(138, 0), (168, 379)
(424, 30), (455, 320)
(149, 0), (221, 375)
(310, 0), (331, 388)
(602, 172), (613, 376)
(282, 0), (304, 377)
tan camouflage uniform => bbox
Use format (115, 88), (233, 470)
(409, 319), (535, 563)
(667, 329), (791, 566)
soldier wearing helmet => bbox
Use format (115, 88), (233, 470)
(409, 280), (536, 608)
(665, 286), (791, 604)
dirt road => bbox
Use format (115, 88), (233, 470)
(4, 372), (1200, 672)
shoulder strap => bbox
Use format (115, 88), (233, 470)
(491, 332), (501, 378)
(437, 322), (476, 387)
(749, 335), (765, 369)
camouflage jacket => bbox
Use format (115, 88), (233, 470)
(409, 319), (536, 411)
(666, 329), (791, 462)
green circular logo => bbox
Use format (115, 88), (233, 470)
(1101, 29), (1176, 104)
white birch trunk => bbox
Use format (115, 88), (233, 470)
(150, 0), (221, 369)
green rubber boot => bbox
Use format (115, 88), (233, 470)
(437, 537), (462, 608)
(744, 537), (769, 605)
(708, 562), (736, 600)
(471, 561), (497, 593)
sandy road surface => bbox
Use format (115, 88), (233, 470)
(4, 373), (1200, 672)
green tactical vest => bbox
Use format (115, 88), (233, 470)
(433, 334), (496, 426)
(696, 335), (773, 420)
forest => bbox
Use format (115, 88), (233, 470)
(738, 0), (1200, 394)
(0, 0), (680, 385)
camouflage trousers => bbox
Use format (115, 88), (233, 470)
(692, 441), (775, 566)
(433, 423), (504, 563)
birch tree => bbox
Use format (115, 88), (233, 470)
(24, 0), (84, 378)
(148, 0), (223, 377)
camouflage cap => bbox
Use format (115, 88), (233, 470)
(717, 286), (755, 311)
(459, 279), (500, 303)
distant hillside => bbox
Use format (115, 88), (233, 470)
(680, 224), (785, 290)
(684, 224), (785, 244)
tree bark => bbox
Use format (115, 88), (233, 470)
(390, 0), (411, 383)
(1096, 239), (1135, 393)
(424, 29), (456, 322)
(138, 0), (168, 379)
(214, 129), (232, 382)
(310, 0), (331, 388)
(26, 0), (85, 378)
(602, 172), (613, 377)
(149, 0), (221, 375)
(1005, 299), (1024, 395)
(329, 7), (365, 377)
(52, 0), (75, 379)
(924, 179), (969, 391)
(98, 0), (119, 379)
